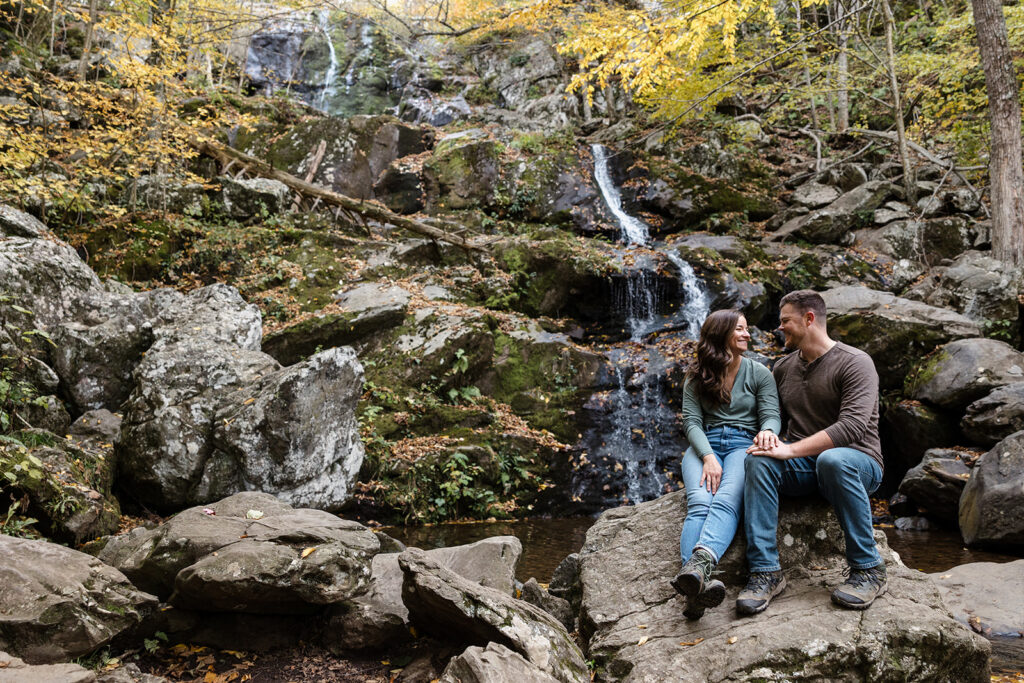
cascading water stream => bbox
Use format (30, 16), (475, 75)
(575, 144), (710, 507)
(316, 11), (339, 111)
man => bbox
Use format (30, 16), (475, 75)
(737, 289), (885, 615)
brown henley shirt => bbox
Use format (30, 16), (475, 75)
(772, 341), (883, 469)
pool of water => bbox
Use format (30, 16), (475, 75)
(386, 517), (1019, 582)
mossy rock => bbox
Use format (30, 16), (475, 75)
(0, 431), (120, 544)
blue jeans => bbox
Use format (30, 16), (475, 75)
(744, 447), (883, 572)
(680, 426), (752, 563)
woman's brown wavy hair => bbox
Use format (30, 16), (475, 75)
(688, 309), (742, 407)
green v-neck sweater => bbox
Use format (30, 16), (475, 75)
(682, 356), (782, 458)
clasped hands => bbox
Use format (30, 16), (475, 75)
(746, 430), (795, 459)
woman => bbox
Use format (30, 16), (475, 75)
(672, 309), (781, 619)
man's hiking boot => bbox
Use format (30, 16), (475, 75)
(682, 579), (727, 620)
(831, 564), (887, 609)
(670, 548), (716, 597)
(736, 570), (786, 615)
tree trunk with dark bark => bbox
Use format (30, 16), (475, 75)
(972, 0), (1024, 265)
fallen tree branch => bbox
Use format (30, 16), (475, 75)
(847, 128), (989, 217)
(196, 140), (489, 252)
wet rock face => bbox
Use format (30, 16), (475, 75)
(930, 559), (1024, 637)
(577, 491), (990, 682)
(95, 492), (379, 613)
(0, 536), (157, 664)
(959, 431), (1024, 548)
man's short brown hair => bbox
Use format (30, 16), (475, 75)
(780, 289), (827, 326)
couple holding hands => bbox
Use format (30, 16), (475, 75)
(672, 290), (886, 619)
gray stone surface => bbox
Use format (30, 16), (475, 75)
(220, 177), (291, 218)
(930, 559), (1024, 636)
(822, 286), (981, 389)
(440, 642), (561, 683)
(960, 431), (1024, 548)
(790, 181), (840, 208)
(903, 250), (1021, 323)
(520, 578), (574, 632)
(898, 448), (973, 524)
(910, 338), (1024, 410)
(400, 548), (588, 683)
(880, 400), (959, 489)
(0, 204), (47, 237)
(0, 652), (95, 683)
(0, 536), (157, 664)
(577, 490), (989, 682)
(95, 492), (379, 612)
(856, 216), (979, 265)
(776, 180), (892, 243)
(962, 382), (1024, 447)
(324, 536), (522, 651)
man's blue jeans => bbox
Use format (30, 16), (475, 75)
(744, 447), (883, 572)
(680, 425), (752, 563)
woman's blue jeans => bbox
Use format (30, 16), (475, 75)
(743, 448), (883, 572)
(679, 426), (752, 563)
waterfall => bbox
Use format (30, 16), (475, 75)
(316, 11), (339, 111)
(573, 144), (712, 508)
(592, 144), (649, 245)
(665, 251), (711, 338)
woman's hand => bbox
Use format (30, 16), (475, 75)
(754, 429), (779, 449)
(700, 454), (723, 494)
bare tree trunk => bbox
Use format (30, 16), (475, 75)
(78, 0), (99, 81)
(972, 0), (1024, 264)
(881, 0), (915, 202)
(796, 1), (820, 130)
(835, 0), (852, 131)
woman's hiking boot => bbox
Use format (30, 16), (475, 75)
(673, 549), (726, 620)
(670, 548), (716, 597)
(735, 569), (786, 615)
(831, 564), (887, 609)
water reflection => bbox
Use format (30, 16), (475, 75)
(385, 517), (595, 582)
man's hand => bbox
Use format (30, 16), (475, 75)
(700, 454), (722, 494)
(754, 429), (779, 449)
(746, 441), (797, 459)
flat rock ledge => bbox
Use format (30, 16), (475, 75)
(578, 490), (990, 682)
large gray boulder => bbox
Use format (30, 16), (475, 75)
(930, 559), (1024, 636)
(822, 286), (981, 389)
(880, 400), (959, 490)
(0, 536), (157, 664)
(898, 448), (973, 525)
(440, 642), (560, 683)
(959, 431), (1024, 548)
(324, 536), (522, 651)
(262, 283), (411, 364)
(220, 177), (291, 218)
(399, 548), (589, 683)
(0, 231), (102, 332)
(774, 180), (892, 243)
(578, 490), (989, 682)
(0, 204), (47, 237)
(910, 338), (1024, 411)
(962, 382), (1024, 446)
(856, 216), (981, 265)
(903, 251), (1020, 324)
(117, 285), (364, 511)
(94, 492), (379, 613)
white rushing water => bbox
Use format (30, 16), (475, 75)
(577, 143), (712, 508)
(316, 10), (339, 111)
(665, 250), (711, 338)
(592, 144), (649, 245)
